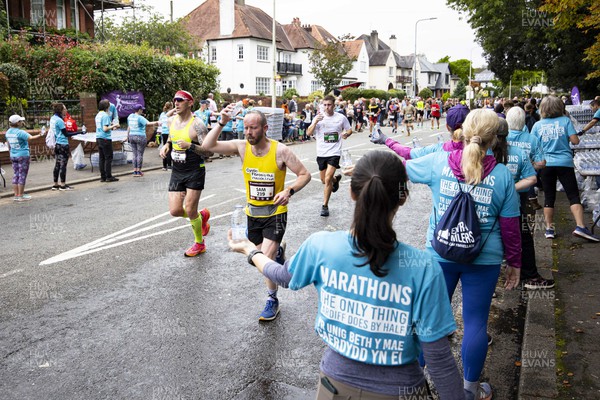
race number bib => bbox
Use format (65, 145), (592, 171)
(249, 181), (275, 201)
(172, 150), (187, 163)
(324, 132), (339, 143)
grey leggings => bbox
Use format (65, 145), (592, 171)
(128, 135), (147, 169)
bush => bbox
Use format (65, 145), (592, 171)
(283, 88), (299, 99)
(441, 92), (451, 102)
(341, 88), (390, 102)
(0, 62), (29, 98)
(418, 88), (433, 99)
(308, 90), (324, 102)
(388, 89), (406, 99)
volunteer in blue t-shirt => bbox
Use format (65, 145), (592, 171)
(158, 101), (175, 170)
(577, 99), (600, 136)
(50, 102), (85, 191)
(5, 114), (45, 201)
(531, 95), (599, 242)
(126, 104), (159, 177)
(406, 109), (521, 400)
(95, 100), (119, 182)
(228, 151), (465, 399)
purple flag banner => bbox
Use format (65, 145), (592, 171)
(570, 86), (580, 106)
(101, 91), (145, 119)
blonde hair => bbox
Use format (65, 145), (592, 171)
(461, 109), (499, 185)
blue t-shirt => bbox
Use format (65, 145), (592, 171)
(288, 231), (456, 366)
(50, 114), (68, 145)
(108, 103), (118, 122)
(194, 109), (211, 127)
(531, 116), (577, 168)
(127, 113), (149, 136)
(236, 109), (247, 133)
(507, 128), (544, 163)
(5, 127), (31, 158)
(159, 112), (170, 135)
(410, 142), (444, 159)
(217, 115), (234, 132)
(95, 111), (113, 140)
(406, 151), (520, 265)
(506, 146), (536, 193)
(593, 108), (600, 120)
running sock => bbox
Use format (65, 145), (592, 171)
(182, 206), (188, 219)
(189, 214), (204, 244)
(464, 379), (479, 396)
(267, 289), (278, 300)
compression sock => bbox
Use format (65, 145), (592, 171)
(181, 206), (188, 219)
(267, 289), (278, 300)
(464, 379), (479, 396)
(189, 214), (204, 243)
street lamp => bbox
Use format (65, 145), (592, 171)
(413, 17), (437, 98)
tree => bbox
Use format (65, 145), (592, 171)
(437, 56), (472, 85)
(437, 56), (451, 63)
(452, 80), (467, 100)
(99, 5), (199, 55)
(308, 42), (354, 96)
(419, 88), (433, 99)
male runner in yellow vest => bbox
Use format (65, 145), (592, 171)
(203, 106), (311, 321)
(160, 90), (213, 257)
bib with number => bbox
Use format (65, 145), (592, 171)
(249, 181), (275, 201)
(324, 132), (339, 143)
(172, 150), (187, 163)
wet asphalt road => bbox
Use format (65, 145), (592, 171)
(0, 124), (522, 399)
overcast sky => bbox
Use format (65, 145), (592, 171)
(109, 0), (487, 67)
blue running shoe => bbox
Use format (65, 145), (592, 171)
(573, 226), (600, 242)
(259, 296), (280, 321)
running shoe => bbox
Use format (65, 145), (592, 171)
(487, 334), (493, 346)
(184, 241), (206, 257)
(528, 198), (543, 211)
(572, 226), (600, 242)
(13, 196), (24, 202)
(59, 185), (74, 191)
(133, 171), (138, 176)
(524, 276), (555, 290)
(544, 228), (555, 239)
(332, 174), (342, 193)
(200, 208), (211, 236)
(320, 205), (329, 217)
(106, 177), (119, 182)
(465, 383), (493, 400)
(276, 241), (286, 264)
(51, 185), (60, 191)
(259, 296), (280, 321)
(22, 194), (32, 200)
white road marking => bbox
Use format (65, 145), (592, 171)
(0, 269), (23, 279)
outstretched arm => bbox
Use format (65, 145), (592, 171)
(202, 104), (242, 155)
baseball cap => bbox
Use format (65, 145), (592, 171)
(133, 103), (145, 111)
(9, 114), (26, 124)
(173, 90), (194, 102)
(446, 104), (470, 131)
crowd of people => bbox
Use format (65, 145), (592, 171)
(3, 88), (600, 399)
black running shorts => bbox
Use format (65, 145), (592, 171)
(168, 167), (206, 192)
(247, 213), (287, 245)
(316, 156), (340, 171)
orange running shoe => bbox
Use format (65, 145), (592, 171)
(200, 208), (211, 236)
(184, 241), (206, 257)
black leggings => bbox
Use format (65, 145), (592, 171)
(539, 166), (581, 208)
(53, 144), (70, 183)
(161, 134), (172, 168)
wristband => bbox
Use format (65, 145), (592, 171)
(218, 121), (226, 127)
(247, 249), (264, 266)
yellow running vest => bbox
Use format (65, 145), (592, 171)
(242, 139), (287, 217)
(170, 115), (195, 151)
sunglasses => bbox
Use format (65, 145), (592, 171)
(173, 97), (187, 103)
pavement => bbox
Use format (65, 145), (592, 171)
(1, 135), (599, 399)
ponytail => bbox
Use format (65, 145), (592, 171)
(460, 109), (499, 185)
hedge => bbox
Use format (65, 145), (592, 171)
(0, 35), (220, 114)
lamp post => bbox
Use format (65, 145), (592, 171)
(413, 17), (437, 98)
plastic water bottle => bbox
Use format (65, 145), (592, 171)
(437, 133), (444, 143)
(372, 123), (381, 141)
(341, 149), (352, 168)
(40, 125), (46, 136)
(412, 138), (421, 148)
(231, 205), (247, 241)
(81, 124), (87, 134)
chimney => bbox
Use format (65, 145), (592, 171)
(370, 30), (379, 51)
(292, 17), (301, 26)
(389, 35), (397, 52)
(220, 0), (235, 36)
(235, 0), (245, 4)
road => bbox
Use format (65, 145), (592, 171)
(0, 124), (523, 399)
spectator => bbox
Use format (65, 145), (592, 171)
(126, 104), (159, 177)
(6, 114), (44, 201)
(95, 100), (120, 182)
(159, 101), (176, 171)
(50, 102), (84, 190)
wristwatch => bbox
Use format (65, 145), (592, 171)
(218, 121), (226, 127)
(247, 249), (264, 266)
(287, 187), (295, 196)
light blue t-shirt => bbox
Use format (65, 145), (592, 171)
(5, 127), (31, 158)
(410, 142), (444, 159)
(158, 112), (170, 135)
(108, 103), (118, 122)
(507, 128), (544, 163)
(506, 146), (536, 193)
(50, 114), (68, 145)
(406, 151), (520, 265)
(594, 108), (600, 120)
(95, 111), (113, 140)
(217, 115), (234, 132)
(194, 109), (211, 127)
(288, 231), (456, 366)
(531, 116), (577, 168)
(236, 109), (247, 132)
(127, 113), (149, 136)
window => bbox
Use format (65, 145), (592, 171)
(31, 0), (44, 25)
(311, 80), (322, 93)
(70, 0), (79, 31)
(360, 61), (366, 73)
(257, 45), (269, 61)
(237, 44), (244, 60)
(445, 74), (449, 85)
(211, 47), (217, 63)
(56, 0), (66, 29)
(389, 67), (394, 77)
(282, 53), (292, 63)
(256, 77), (271, 95)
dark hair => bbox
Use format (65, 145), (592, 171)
(52, 102), (65, 115)
(590, 99), (599, 107)
(98, 99), (110, 111)
(350, 151), (408, 277)
(323, 95), (336, 103)
(493, 118), (509, 165)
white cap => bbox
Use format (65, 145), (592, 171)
(9, 115), (26, 124)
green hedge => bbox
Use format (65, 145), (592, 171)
(0, 36), (219, 113)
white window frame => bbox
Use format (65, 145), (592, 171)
(389, 67), (394, 77)
(257, 45), (269, 62)
(282, 53), (292, 63)
(211, 47), (217, 63)
(70, 0), (79, 31)
(237, 44), (244, 60)
(360, 61), (366, 73)
(311, 80), (322, 93)
(56, 0), (66, 29)
(256, 77), (271, 95)
(31, 0), (44, 26)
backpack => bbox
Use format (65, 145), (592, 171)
(45, 124), (56, 150)
(431, 177), (497, 264)
(64, 113), (78, 132)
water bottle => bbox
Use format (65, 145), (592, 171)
(40, 125), (46, 136)
(437, 133), (444, 143)
(372, 123), (381, 141)
(412, 138), (421, 148)
(341, 149), (352, 168)
(231, 205), (247, 241)
(81, 124), (87, 134)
